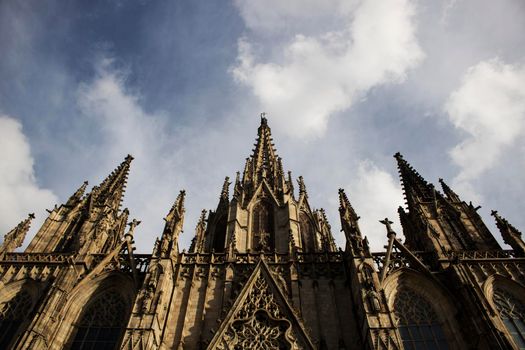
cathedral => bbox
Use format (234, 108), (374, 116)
(1, 117), (525, 350)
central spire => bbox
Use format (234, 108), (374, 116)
(242, 114), (285, 196)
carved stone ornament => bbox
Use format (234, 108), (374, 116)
(207, 261), (315, 350)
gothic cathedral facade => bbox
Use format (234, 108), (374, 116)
(1, 117), (524, 350)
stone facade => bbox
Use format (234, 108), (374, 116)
(1, 117), (524, 350)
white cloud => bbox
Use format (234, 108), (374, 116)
(77, 61), (181, 250)
(445, 59), (525, 199)
(345, 160), (404, 250)
(0, 116), (57, 242)
(232, 0), (423, 137)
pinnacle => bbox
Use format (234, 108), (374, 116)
(338, 188), (359, 221)
(94, 155), (133, 210)
(491, 210), (521, 234)
(241, 114), (285, 194)
(394, 153), (435, 204)
(297, 176), (307, 197)
(220, 177), (230, 200)
(439, 178), (460, 202)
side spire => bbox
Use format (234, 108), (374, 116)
(339, 189), (367, 255)
(394, 152), (436, 208)
(492, 211), (525, 257)
(158, 190), (186, 258)
(93, 154), (133, 211)
(190, 210), (207, 253)
(219, 176), (230, 206)
(0, 213), (35, 254)
(66, 181), (88, 206)
(297, 176), (308, 198)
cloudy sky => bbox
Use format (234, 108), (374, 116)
(1, 0), (524, 252)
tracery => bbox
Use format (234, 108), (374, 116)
(70, 289), (128, 350)
(493, 288), (525, 349)
(394, 289), (449, 350)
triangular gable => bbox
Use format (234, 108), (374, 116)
(248, 180), (281, 208)
(207, 260), (315, 350)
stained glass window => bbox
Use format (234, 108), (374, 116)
(0, 290), (34, 348)
(70, 290), (128, 350)
(493, 288), (525, 349)
(394, 289), (449, 350)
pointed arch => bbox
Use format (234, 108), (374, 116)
(484, 276), (525, 349)
(384, 269), (465, 349)
(251, 200), (275, 251)
(52, 271), (135, 349)
(70, 288), (129, 349)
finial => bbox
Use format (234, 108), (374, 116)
(379, 218), (396, 237)
(199, 209), (207, 223)
(176, 190), (186, 207)
(128, 218), (141, 234)
(260, 112), (267, 124)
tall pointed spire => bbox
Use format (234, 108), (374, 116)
(338, 189), (367, 255)
(394, 152), (436, 208)
(158, 190), (186, 258)
(0, 213), (35, 254)
(492, 211), (525, 257)
(242, 114), (283, 193)
(93, 154), (133, 211)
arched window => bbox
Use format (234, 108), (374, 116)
(70, 290), (129, 349)
(394, 289), (449, 350)
(299, 212), (316, 252)
(0, 290), (34, 348)
(213, 215), (227, 253)
(493, 288), (525, 349)
(252, 201), (274, 251)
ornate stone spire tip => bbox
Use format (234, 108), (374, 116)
(260, 112), (268, 125)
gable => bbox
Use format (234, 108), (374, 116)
(207, 260), (315, 350)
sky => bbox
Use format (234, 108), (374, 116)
(1, 0), (524, 253)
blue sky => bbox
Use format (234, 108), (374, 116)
(1, 0), (525, 252)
